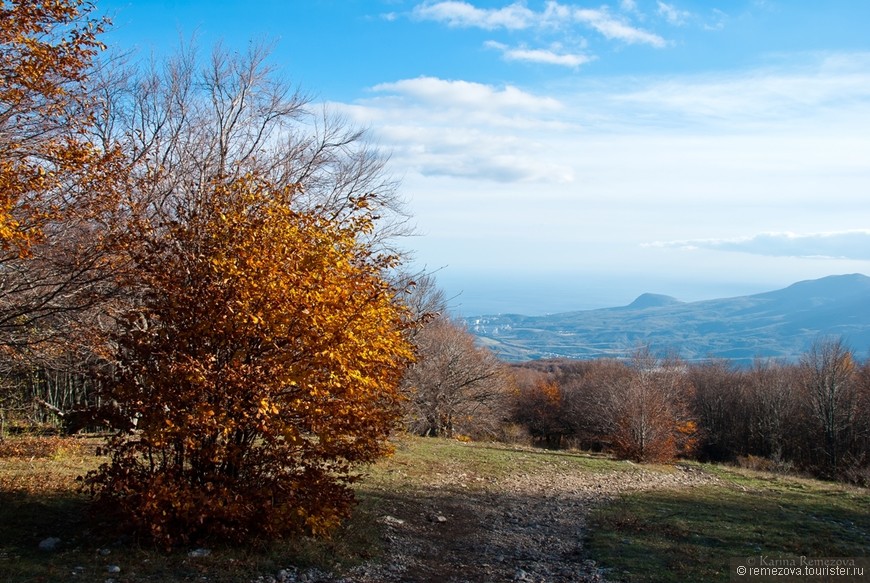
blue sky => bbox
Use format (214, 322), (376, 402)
(98, 0), (870, 315)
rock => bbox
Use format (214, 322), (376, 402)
(276, 567), (298, 582)
(380, 515), (405, 527)
(427, 513), (447, 523)
(188, 548), (211, 558)
(107, 564), (121, 574)
(38, 537), (61, 551)
(98, 548), (112, 556)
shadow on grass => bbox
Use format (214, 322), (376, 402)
(587, 483), (870, 583)
(0, 486), (384, 583)
(0, 489), (103, 582)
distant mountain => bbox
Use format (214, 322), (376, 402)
(466, 274), (870, 364)
(624, 293), (684, 310)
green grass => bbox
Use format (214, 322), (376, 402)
(2, 434), (868, 582)
(586, 465), (870, 583)
(366, 435), (629, 488)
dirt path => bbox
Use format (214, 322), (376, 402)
(343, 456), (718, 583)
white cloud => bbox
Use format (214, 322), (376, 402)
(414, 148), (574, 183)
(332, 53), (870, 234)
(604, 53), (870, 129)
(657, 1), (691, 26)
(620, 0), (640, 15)
(648, 231), (870, 260)
(412, 2), (667, 47)
(369, 122), (576, 183)
(703, 8), (728, 31)
(339, 77), (575, 183)
(411, 1), (535, 30)
(371, 76), (563, 113)
(484, 40), (594, 67)
(345, 76), (580, 183)
(571, 7), (667, 47)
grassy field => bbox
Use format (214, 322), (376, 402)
(1, 434), (868, 582)
(586, 464), (870, 582)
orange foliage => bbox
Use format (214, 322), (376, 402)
(85, 175), (414, 546)
(0, 0), (118, 256)
(512, 376), (569, 447)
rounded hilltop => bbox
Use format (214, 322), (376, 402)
(626, 293), (684, 310)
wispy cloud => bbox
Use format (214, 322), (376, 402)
(703, 8), (728, 31)
(411, 1), (536, 30)
(572, 7), (667, 47)
(411, 1), (667, 47)
(371, 76), (563, 113)
(606, 53), (870, 128)
(620, 0), (640, 15)
(335, 51), (870, 188)
(344, 77), (574, 183)
(484, 40), (594, 67)
(648, 231), (870, 260)
(657, 1), (691, 26)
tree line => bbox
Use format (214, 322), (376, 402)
(507, 338), (870, 484)
(396, 275), (870, 486)
(402, 322), (869, 485)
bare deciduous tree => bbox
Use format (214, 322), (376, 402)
(799, 338), (858, 474)
(689, 359), (744, 461)
(598, 347), (696, 462)
(745, 359), (801, 461)
(90, 43), (409, 250)
(403, 316), (508, 439)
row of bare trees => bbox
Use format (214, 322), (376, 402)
(691, 338), (870, 480)
(509, 338), (870, 483)
(511, 349), (697, 461)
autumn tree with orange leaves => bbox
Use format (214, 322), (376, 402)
(511, 371), (572, 448)
(86, 175), (414, 546)
(0, 0), (131, 436)
(5, 1), (418, 545)
(0, 0), (109, 250)
(0, 0), (124, 349)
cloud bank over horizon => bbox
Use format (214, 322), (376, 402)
(648, 231), (870, 261)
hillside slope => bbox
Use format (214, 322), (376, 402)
(467, 274), (870, 363)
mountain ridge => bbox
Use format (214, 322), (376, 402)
(466, 274), (870, 363)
